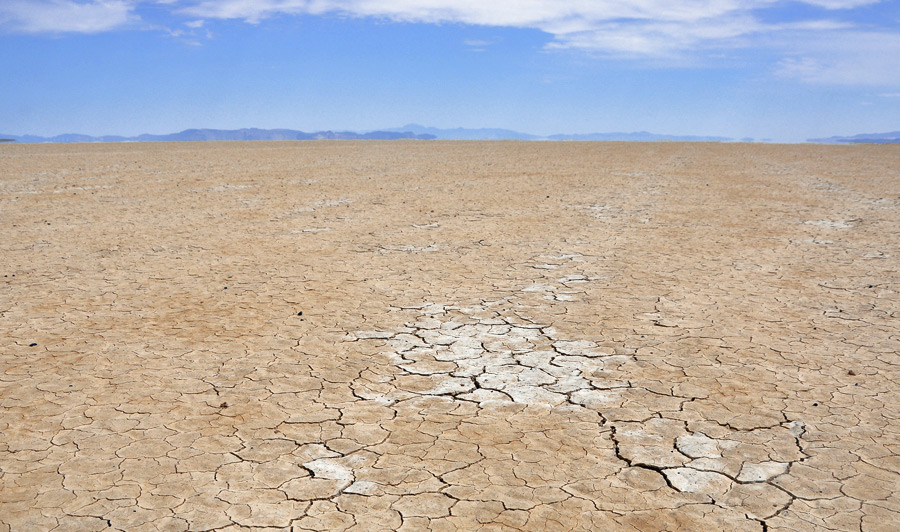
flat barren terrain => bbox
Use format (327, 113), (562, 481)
(1, 141), (899, 531)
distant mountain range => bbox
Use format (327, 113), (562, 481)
(387, 124), (733, 142)
(384, 124), (542, 140)
(3, 125), (895, 144)
(0, 128), (436, 143)
(807, 131), (900, 144)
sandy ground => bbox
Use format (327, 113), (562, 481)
(1, 140), (898, 531)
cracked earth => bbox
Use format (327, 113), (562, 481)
(1, 141), (899, 531)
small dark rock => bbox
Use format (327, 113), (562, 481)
(223, 286), (228, 290)
(219, 402), (228, 409)
(297, 311), (303, 316)
(29, 342), (37, 347)
(848, 370), (856, 376)
(813, 402), (819, 406)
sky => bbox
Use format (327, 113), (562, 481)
(1, 1), (899, 141)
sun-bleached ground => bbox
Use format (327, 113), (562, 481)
(1, 141), (898, 531)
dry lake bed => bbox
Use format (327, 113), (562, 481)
(1, 141), (899, 531)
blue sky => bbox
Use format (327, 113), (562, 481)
(1, 1), (899, 141)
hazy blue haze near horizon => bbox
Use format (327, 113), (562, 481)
(1, 1), (899, 142)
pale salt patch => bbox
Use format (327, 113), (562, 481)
(863, 251), (889, 259)
(553, 340), (598, 354)
(665, 468), (732, 495)
(676, 433), (721, 459)
(522, 284), (555, 292)
(785, 420), (805, 438)
(458, 389), (513, 405)
(312, 198), (351, 207)
(344, 481), (378, 495)
(545, 253), (583, 261)
(737, 461), (789, 482)
(304, 459), (354, 481)
(503, 385), (567, 406)
(803, 219), (854, 229)
(447, 338), (484, 359)
(426, 378), (475, 395)
(546, 376), (591, 393)
(686, 457), (730, 474)
(570, 389), (622, 408)
(558, 274), (588, 283)
(354, 331), (394, 340)
(380, 244), (440, 253)
(210, 184), (252, 191)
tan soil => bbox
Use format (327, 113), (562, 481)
(1, 140), (898, 531)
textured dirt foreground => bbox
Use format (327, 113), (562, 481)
(1, 141), (899, 531)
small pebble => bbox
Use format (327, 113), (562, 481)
(297, 311), (303, 316)
(29, 342), (37, 347)
(813, 402), (818, 406)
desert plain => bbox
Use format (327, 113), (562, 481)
(1, 140), (899, 531)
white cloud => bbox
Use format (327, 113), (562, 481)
(800, 0), (882, 8)
(776, 32), (900, 86)
(173, 0), (887, 56)
(1, 0), (897, 89)
(0, 0), (136, 33)
(179, 0), (766, 28)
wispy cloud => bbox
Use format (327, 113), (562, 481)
(463, 39), (492, 48)
(173, 0), (888, 57)
(775, 31), (900, 86)
(800, 0), (882, 8)
(2, 0), (898, 89)
(0, 0), (136, 33)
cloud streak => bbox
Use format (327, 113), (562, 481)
(776, 31), (900, 86)
(0, 0), (136, 33)
(172, 0), (891, 60)
(1, 0), (897, 87)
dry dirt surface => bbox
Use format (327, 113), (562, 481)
(1, 141), (899, 531)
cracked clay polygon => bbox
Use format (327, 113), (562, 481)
(1, 141), (899, 531)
